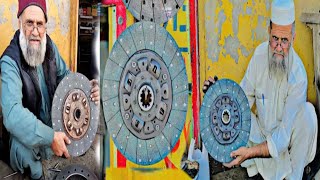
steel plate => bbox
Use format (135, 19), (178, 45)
(52, 73), (99, 157)
(55, 164), (98, 180)
(123, 0), (185, 24)
(103, 21), (188, 165)
(200, 79), (251, 163)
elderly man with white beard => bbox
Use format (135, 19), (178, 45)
(0, 0), (100, 179)
(203, 0), (317, 179)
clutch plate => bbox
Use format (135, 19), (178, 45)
(200, 79), (251, 163)
(123, 0), (185, 24)
(55, 164), (98, 180)
(52, 73), (99, 157)
(103, 21), (188, 165)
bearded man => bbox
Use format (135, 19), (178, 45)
(0, 0), (99, 179)
(203, 0), (317, 179)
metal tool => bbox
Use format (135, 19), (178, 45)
(48, 162), (61, 172)
(3, 172), (17, 179)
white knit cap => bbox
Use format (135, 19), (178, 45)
(271, 0), (295, 25)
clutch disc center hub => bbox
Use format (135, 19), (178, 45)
(222, 109), (231, 125)
(63, 89), (91, 140)
(138, 84), (154, 111)
(210, 94), (240, 144)
(119, 50), (172, 140)
(74, 108), (81, 121)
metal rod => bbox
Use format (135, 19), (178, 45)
(49, 168), (62, 172)
(3, 172), (18, 179)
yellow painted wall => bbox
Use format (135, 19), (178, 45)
(0, 0), (78, 71)
(106, 168), (191, 180)
(199, 0), (317, 104)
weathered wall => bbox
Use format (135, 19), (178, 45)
(199, 0), (318, 105)
(0, 0), (78, 71)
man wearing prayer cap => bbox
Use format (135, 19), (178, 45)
(0, 0), (100, 179)
(203, 0), (317, 179)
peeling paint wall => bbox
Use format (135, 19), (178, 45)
(0, 0), (77, 70)
(199, 0), (318, 104)
(203, 0), (270, 63)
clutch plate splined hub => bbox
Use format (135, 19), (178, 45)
(63, 89), (91, 140)
(52, 73), (99, 157)
(103, 21), (188, 165)
(200, 79), (251, 163)
(123, 0), (185, 24)
(119, 50), (172, 140)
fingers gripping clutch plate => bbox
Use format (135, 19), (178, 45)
(200, 79), (251, 163)
(103, 21), (188, 165)
(52, 73), (99, 157)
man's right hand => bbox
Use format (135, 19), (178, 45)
(51, 132), (71, 158)
(202, 76), (218, 93)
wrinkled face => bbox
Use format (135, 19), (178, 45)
(269, 23), (293, 61)
(20, 5), (46, 46)
(19, 5), (47, 67)
(268, 23), (295, 80)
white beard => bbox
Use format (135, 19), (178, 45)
(268, 47), (289, 81)
(19, 27), (46, 67)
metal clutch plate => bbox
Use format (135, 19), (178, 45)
(103, 21), (188, 165)
(123, 0), (185, 24)
(52, 73), (99, 157)
(200, 79), (251, 163)
(55, 164), (98, 180)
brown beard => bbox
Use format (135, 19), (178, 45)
(19, 27), (46, 67)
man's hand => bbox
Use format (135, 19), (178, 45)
(223, 142), (270, 168)
(90, 79), (100, 105)
(223, 147), (251, 168)
(51, 132), (71, 158)
(202, 76), (218, 93)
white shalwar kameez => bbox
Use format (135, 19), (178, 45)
(239, 41), (318, 180)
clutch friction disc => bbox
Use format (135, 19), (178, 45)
(52, 73), (99, 157)
(123, 0), (185, 24)
(55, 164), (98, 180)
(200, 79), (251, 163)
(103, 21), (188, 165)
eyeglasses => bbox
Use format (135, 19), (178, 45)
(24, 20), (46, 33)
(270, 35), (291, 49)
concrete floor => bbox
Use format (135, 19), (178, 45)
(0, 161), (28, 180)
(207, 154), (320, 180)
(210, 165), (320, 180)
(315, 171), (320, 180)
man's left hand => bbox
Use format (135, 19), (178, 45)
(90, 79), (100, 105)
(223, 147), (250, 168)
